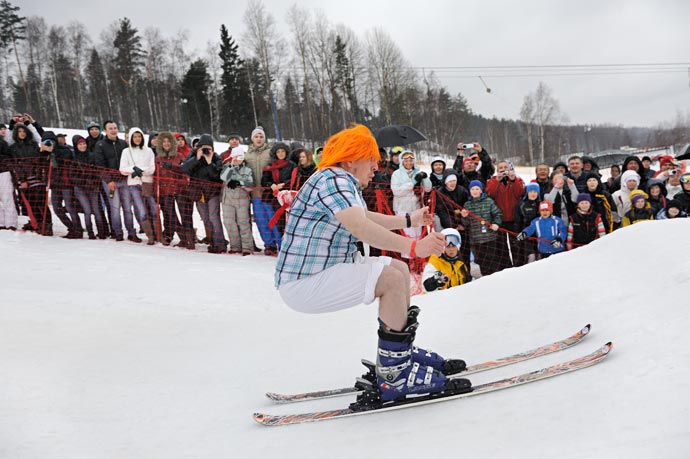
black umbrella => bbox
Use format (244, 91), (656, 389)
(373, 124), (427, 148)
(675, 144), (690, 161)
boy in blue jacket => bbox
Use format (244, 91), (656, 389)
(516, 200), (567, 259)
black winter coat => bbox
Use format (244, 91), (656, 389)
(569, 210), (601, 246)
(94, 136), (129, 182)
(514, 199), (540, 231)
(180, 149), (223, 200)
(435, 184), (469, 229)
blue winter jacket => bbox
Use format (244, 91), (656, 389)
(522, 215), (567, 254)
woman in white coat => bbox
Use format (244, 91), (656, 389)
(390, 150), (432, 257)
(120, 127), (157, 244)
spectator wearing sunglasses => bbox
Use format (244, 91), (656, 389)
(390, 150), (432, 260)
(422, 228), (470, 292)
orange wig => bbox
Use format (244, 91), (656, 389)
(317, 124), (380, 170)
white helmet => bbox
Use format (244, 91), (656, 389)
(440, 228), (461, 247)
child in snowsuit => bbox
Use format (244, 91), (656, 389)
(221, 147), (255, 255)
(621, 190), (654, 227)
(422, 228), (470, 292)
(517, 200), (566, 259)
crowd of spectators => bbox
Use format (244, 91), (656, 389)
(1, 116), (688, 294)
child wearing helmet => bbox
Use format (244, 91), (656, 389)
(422, 228), (471, 292)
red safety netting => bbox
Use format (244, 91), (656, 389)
(1, 157), (593, 296)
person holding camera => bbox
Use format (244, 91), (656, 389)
(10, 128), (53, 235)
(486, 160), (526, 267)
(179, 134), (225, 253)
(422, 228), (470, 292)
(452, 142), (494, 186)
(0, 123), (18, 230)
(94, 121), (134, 242)
(390, 150), (432, 261)
(220, 147), (255, 255)
(672, 172), (690, 214)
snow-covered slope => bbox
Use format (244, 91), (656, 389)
(1, 219), (689, 458)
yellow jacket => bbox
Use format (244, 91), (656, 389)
(422, 254), (469, 292)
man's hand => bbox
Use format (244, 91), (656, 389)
(415, 232), (446, 258)
(108, 181), (116, 191)
(472, 142), (482, 152)
(516, 232), (526, 241)
(490, 223), (499, 231)
(410, 206), (434, 227)
(551, 239), (562, 249)
(508, 170), (516, 181)
(196, 149), (203, 160)
(565, 178), (575, 187)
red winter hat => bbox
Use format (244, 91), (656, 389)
(539, 201), (553, 212)
(659, 155), (674, 167)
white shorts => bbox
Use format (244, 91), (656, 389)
(279, 256), (392, 314)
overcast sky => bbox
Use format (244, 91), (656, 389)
(18, 0), (690, 128)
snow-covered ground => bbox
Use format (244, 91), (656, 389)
(1, 213), (689, 458)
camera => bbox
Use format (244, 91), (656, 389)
(462, 143), (475, 150)
(501, 170), (509, 176)
(202, 147), (212, 154)
(43, 139), (54, 147)
(669, 170), (677, 175)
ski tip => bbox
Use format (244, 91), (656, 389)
(582, 324), (591, 335)
(265, 392), (287, 402)
(603, 342), (613, 353)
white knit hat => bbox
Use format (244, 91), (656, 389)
(251, 126), (265, 139)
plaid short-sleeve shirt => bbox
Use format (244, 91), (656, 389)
(274, 167), (365, 288)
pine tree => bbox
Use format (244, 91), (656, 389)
(112, 17), (145, 124)
(0, 0), (28, 110)
(180, 59), (212, 135)
(244, 57), (271, 136)
(85, 48), (111, 123)
(218, 25), (254, 137)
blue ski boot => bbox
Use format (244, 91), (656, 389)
(376, 322), (450, 402)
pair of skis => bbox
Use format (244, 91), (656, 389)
(254, 324), (612, 426)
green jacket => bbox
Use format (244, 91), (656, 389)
(461, 195), (503, 244)
(244, 143), (272, 199)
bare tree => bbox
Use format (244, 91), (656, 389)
(521, 81), (565, 164)
(67, 21), (91, 123)
(520, 94), (536, 164)
(205, 40), (221, 136)
(286, 4), (314, 139)
(243, 0), (284, 138)
(365, 28), (409, 125)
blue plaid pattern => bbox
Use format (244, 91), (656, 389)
(275, 168), (365, 288)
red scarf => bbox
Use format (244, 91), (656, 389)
(264, 159), (289, 183)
